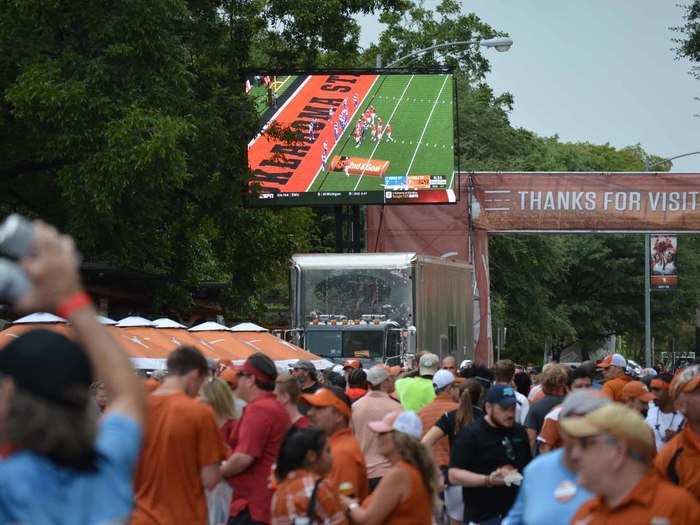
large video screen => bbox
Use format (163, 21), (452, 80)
(246, 70), (457, 206)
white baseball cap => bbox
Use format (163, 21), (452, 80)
(460, 359), (473, 369)
(599, 353), (627, 369)
(433, 369), (456, 390)
(368, 410), (423, 439)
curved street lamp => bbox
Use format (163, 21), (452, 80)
(644, 151), (700, 171)
(378, 37), (513, 68)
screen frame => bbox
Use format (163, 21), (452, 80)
(244, 67), (460, 207)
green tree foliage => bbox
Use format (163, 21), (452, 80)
(675, 1), (700, 119)
(676, 0), (700, 78)
(0, 0), (396, 319)
(362, 0), (504, 77)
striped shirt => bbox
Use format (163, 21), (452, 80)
(271, 470), (348, 525)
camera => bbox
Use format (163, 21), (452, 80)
(0, 259), (30, 302)
(0, 214), (35, 260)
(0, 214), (35, 303)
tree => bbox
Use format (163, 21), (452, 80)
(675, 1), (700, 118)
(362, 0), (506, 77)
(676, 0), (700, 78)
(0, 0), (398, 319)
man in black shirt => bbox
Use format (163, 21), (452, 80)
(291, 360), (320, 415)
(449, 384), (532, 524)
(291, 360), (320, 394)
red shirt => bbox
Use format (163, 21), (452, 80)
(228, 393), (291, 523)
(346, 387), (367, 403)
(293, 415), (311, 429)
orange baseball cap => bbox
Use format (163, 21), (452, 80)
(219, 367), (239, 389)
(343, 358), (361, 370)
(300, 388), (352, 419)
(650, 378), (670, 391)
(621, 381), (655, 403)
(598, 354), (627, 369)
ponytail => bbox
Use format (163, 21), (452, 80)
(392, 432), (441, 508)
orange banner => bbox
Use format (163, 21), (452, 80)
(329, 155), (390, 176)
(470, 173), (700, 232)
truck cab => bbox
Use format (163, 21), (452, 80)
(301, 316), (405, 364)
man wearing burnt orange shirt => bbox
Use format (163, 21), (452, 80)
(418, 369), (458, 469)
(599, 354), (633, 402)
(303, 386), (369, 501)
(655, 364), (700, 502)
(562, 403), (700, 524)
(131, 346), (225, 525)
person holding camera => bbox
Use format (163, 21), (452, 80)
(0, 220), (146, 524)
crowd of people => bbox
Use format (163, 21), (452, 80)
(3, 222), (700, 524)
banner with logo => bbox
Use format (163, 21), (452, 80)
(470, 173), (700, 232)
(650, 235), (678, 290)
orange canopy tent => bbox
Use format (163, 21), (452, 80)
(0, 315), (328, 370)
(115, 317), (235, 364)
(0, 313), (73, 347)
(229, 322), (326, 367)
(178, 321), (256, 361)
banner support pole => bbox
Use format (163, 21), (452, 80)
(645, 233), (652, 368)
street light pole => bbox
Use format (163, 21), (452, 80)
(383, 37), (513, 68)
(642, 150), (700, 367)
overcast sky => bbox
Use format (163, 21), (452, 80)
(359, 1), (700, 172)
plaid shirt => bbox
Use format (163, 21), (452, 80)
(271, 470), (348, 525)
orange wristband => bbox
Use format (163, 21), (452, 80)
(56, 291), (93, 319)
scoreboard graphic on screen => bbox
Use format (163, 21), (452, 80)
(246, 70), (458, 206)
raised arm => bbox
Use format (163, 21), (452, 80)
(18, 222), (146, 425)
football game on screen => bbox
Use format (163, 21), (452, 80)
(246, 71), (457, 205)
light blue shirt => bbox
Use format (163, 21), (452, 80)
(503, 448), (593, 525)
(0, 413), (143, 525)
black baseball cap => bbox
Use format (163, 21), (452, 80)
(0, 329), (93, 407)
(486, 384), (518, 408)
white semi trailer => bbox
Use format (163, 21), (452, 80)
(289, 253), (474, 364)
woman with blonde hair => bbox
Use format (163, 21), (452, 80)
(199, 376), (238, 442)
(343, 411), (438, 524)
(275, 373), (310, 428)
